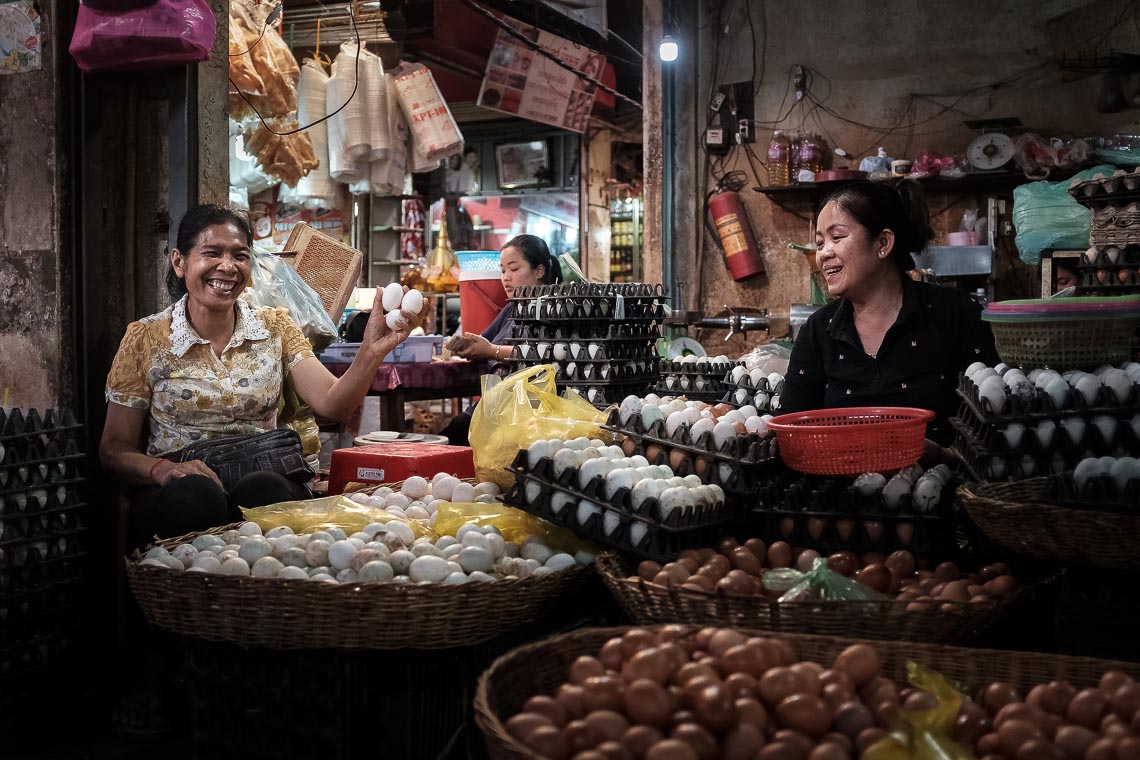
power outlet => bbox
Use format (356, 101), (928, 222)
(717, 81), (755, 145)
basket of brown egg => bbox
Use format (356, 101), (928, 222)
(474, 624), (1140, 760)
(596, 539), (1047, 645)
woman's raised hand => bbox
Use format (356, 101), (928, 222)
(362, 286), (431, 360)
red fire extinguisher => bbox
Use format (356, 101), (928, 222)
(708, 190), (766, 281)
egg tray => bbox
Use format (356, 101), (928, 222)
(720, 386), (780, 413)
(0, 577), (82, 631)
(748, 508), (958, 558)
(512, 282), (669, 300)
(953, 406), (1138, 459)
(951, 418), (1088, 483)
(655, 376), (726, 400)
(720, 369), (786, 395)
(956, 373), (1140, 425)
(1077, 245), (1140, 268)
(504, 480), (735, 564)
(506, 359), (658, 385)
(604, 407), (778, 467)
(0, 459), (83, 493)
(0, 484), (82, 517)
(0, 505), (85, 546)
(661, 360), (740, 376)
(0, 631), (75, 684)
(511, 298), (666, 323)
(0, 440), (82, 470)
(612, 437), (764, 495)
(753, 464), (959, 519)
(1031, 471), (1140, 515)
(509, 340), (659, 363)
(1069, 168), (1140, 199)
(0, 531), (85, 571)
(565, 383), (657, 410)
(0, 408), (81, 443)
(0, 553), (87, 596)
(0, 477), (84, 504)
(508, 322), (661, 342)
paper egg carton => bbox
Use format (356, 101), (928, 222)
(957, 373), (1140, 425)
(504, 452), (736, 563)
(1068, 168), (1140, 201)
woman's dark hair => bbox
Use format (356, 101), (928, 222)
(503, 234), (563, 284)
(166, 205), (254, 300)
(821, 180), (933, 273)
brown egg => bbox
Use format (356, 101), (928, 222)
(584, 710), (630, 743)
(622, 630), (659, 659)
(933, 562), (961, 582)
(691, 683), (736, 733)
(757, 743), (801, 760)
(657, 642), (689, 672)
(621, 437), (638, 457)
(670, 724), (717, 760)
(621, 726), (664, 759)
(759, 667), (806, 707)
(1054, 725), (1098, 760)
(833, 700), (874, 738)
(772, 729), (815, 756)
(1115, 737), (1140, 759)
(857, 563), (892, 593)
(671, 710), (698, 727)
(582, 676), (626, 714)
(768, 541), (793, 568)
(638, 561), (662, 581)
(885, 550), (916, 577)
(998, 719), (1046, 755)
(953, 704), (991, 747)
(833, 644), (880, 687)
(979, 562), (1011, 580)
(723, 672), (758, 700)
(895, 522), (914, 545)
(836, 519), (856, 543)
(778, 518), (796, 539)
(743, 538), (767, 562)
(576, 749), (611, 760)
(558, 684), (588, 720)
(525, 696), (569, 728)
(653, 571), (677, 588)
(1038, 681), (1076, 717)
(795, 549), (822, 573)
(693, 458), (710, 478)
(525, 725), (571, 760)
(668, 449), (690, 473)
(695, 549), (717, 564)
(674, 662), (718, 687)
(600, 638), (625, 671)
(976, 732), (1002, 756)
(776, 694), (832, 738)
(1084, 738), (1116, 760)
(681, 581), (711, 594)
(623, 648), (672, 686)
(678, 556), (700, 573)
(863, 521), (884, 544)
(788, 662), (822, 695)
(826, 551), (858, 577)
(807, 518), (827, 542)
(808, 744), (847, 760)
(623, 680), (672, 728)
(506, 712), (554, 740)
(573, 656), (608, 684)
(1015, 739), (1065, 760)
(984, 576), (1018, 596)
(1111, 682), (1140, 722)
(734, 697), (768, 731)
(595, 741), (633, 760)
(872, 700), (901, 728)
(983, 683), (1022, 716)
(994, 702), (1048, 731)
(904, 691), (939, 712)
(721, 724), (763, 760)
(720, 642), (770, 679)
(645, 444), (665, 465)
(644, 739), (698, 760)
(855, 727), (887, 753)
(729, 547), (765, 576)
(822, 683), (855, 708)
(820, 732), (853, 754)
(939, 580), (972, 603)
(566, 719), (606, 754)
(1099, 671), (1133, 694)
(707, 629), (747, 657)
(820, 669), (856, 693)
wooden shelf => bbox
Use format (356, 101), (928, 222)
(372, 226), (422, 233)
(753, 170), (1077, 201)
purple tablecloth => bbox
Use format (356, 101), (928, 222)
(325, 360), (488, 393)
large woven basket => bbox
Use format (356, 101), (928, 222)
(596, 553), (1042, 645)
(984, 316), (1139, 368)
(125, 522), (593, 651)
(474, 626), (1140, 760)
(959, 479), (1140, 570)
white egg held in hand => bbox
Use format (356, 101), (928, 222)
(381, 282), (405, 311)
(385, 310), (408, 330)
(401, 288), (424, 314)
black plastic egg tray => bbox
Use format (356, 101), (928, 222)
(655, 374), (725, 400)
(0, 408), (80, 442)
(0, 630), (75, 681)
(504, 450), (738, 562)
(0, 577), (83, 630)
(509, 322), (661, 342)
(507, 358), (658, 385)
(721, 369), (785, 395)
(662, 360), (739, 376)
(512, 282), (668, 301)
(603, 407), (778, 493)
(1040, 471), (1140, 514)
(0, 553), (86, 596)
(565, 383), (657, 409)
(957, 373), (1140, 425)
(748, 465), (960, 556)
(509, 339), (658, 364)
(513, 299), (666, 323)
(1077, 245), (1140, 269)
(720, 385), (779, 412)
(954, 403), (1136, 460)
(952, 418), (1081, 483)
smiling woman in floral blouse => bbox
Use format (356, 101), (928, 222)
(100, 204), (428, 544)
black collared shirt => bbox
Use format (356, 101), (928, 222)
(780, 276), (1000, 445)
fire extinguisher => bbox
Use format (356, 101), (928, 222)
(707, 189), (766, 281)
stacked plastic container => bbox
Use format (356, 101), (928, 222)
(0, 408), (85, 695)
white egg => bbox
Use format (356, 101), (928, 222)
(401, 288), (424, 314)
(252, 556), (284, 578)
(747, 368), (766, 389)
(972, 368), (1000, 385)
(1110, 457), (1140, 495)
(767, 373), (785, 392)
(1073, 457), (1108, 492)
(381, 282), (405, 311)
(406, 506), (431, 520)
(385, 493), (411, 509)
(409, 555), (451, 583)
(171, 544), (199, 568)
(619, 396), (644, 426)
(1033, 370), (1062, 389)
(605, 468), (636, 500)
(336, 569), (360, 583)
(433, 475), (461, 501)
(388, 549), (415, 575)
(734, 389), (750, 405)
(451, 482), (477, 502)
(1091, 415), (1118, 445)
(1042, 378), (1069, 410)
(238, 539), (273, 565)
(602, 510), (622, 537)
(1003, 423), (1026, 450)
(640, 404), (664, 430)
(311, 574), (338, 584)
(1019, 455), (1038, 478)
(386, 507), (408, 518)
(1061, 417), (1087, 447)
(912, 476), (942, 513)
(385, 309), (409, 330)
(965, 361), (989, 379)
(1073, 375), (1101, 406)
(712, 420), (737, 449)
(277, 566), (309, 581)
(988, 457), (1008, 479)
(853, 472), (887, 496)
(731, 366), (748, 383)
(327, 540), (358, 571)
(458, 546), (493, 573)
(191, 555), (221, 573)
(401, 476), (431, 500)
(575, 550), (595, 566)
(1094, 365), (1116, 379)
(1003, 370), (1028, 389)
(629, 522), (648, 547)
(977, 376), (1008, 415)
(239, 522), (263, 537)
(219, 557), (250, 576)
(384, 521), (416, 546)
(688, 417), (716, 445)
(1101, 369), (1133, 405)
(1035, 420), (1056, 449)
(745, 416), (769, 436)
(631, 479), (662, 511)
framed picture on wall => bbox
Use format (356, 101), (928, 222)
(495, 140), (551, 189)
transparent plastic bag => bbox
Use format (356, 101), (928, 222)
(739, 342), (792, 376)
(241, 495), (430, 538)
(762, 558), (890, 602)
(864, 662), (972, 760)
(433, 502), (597, 556)
(243, 244), (338, 351)
(469, 365), (613, 491)
(1013, 164), (1115, 265)
(70, 0), (216, 73)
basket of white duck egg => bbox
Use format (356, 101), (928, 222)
(125, 475), (596, 651)
(954, 361), (1140, 482)
(722, 365), (785, 413)
(656, 355), (737, 401)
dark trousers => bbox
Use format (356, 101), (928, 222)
(131, 471), (311, 547)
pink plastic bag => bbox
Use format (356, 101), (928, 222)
(69, 0), (217, 73)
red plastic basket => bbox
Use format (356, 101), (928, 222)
(765, 407), (934, 475)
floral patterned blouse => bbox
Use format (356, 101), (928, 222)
(105, 295), (314, 456)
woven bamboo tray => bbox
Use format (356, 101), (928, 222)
(474, 625), (1140, 760)
(125, 520), (593, 651)
(596, 553), (1048, 645)
(959, 479), (1140, 570)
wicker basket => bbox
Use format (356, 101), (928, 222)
(596, 553), (1043, 645)
(474, 626), (1140, 760)
(984, 316), (1140, 368)
(125, 522), (593, 651)
(959, 479), (1140, 570)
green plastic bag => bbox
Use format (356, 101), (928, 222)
(1013, 164), (1116, 265)
(762, 557), (889, 602)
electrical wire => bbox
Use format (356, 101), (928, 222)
(229, 5), (361, 137)
(228, 3), (283, 57)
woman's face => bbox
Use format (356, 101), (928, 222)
(172, 222), (252, 313)
(814, 201), (892, 300)
(500, 246), (543, 298)
(1055, 266), (1078, 292)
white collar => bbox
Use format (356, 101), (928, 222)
(169, 295), (270, 357)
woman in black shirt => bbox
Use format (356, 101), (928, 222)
(779, 182), (1000, 454)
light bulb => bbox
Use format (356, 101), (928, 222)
(658, 36), (678, 62)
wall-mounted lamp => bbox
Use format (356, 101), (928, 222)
(658, 35), (678, 62)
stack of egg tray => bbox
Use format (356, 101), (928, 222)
(1069, 168), (1140, 296)
(655, 359), (739, 401)
(750, 463), (960, 558)
(952, 372), (1140, 483)
(0, 408), (85, 695)
(503, 450), (738, 563)
(720, 368), (784, 412)
(506, 283), (665, 409)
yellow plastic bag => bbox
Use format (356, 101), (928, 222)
(433, 502), (597, 556)
(241, 495), (430, 538)
(864, 661), (973, 760)
(469, 365), (613, 490)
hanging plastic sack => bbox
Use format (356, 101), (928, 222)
(1013, 163), (1114, 265)
(242, 244), (339, 351)
(295, 60), (336, 208)
(326, 56), (363, 184)
(762, 557), (890, 602)
(392, 62), (464, 163)
(70, 0), (217, 73)
(863, 662), (973, 760)
(469, 365), (613, 491)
